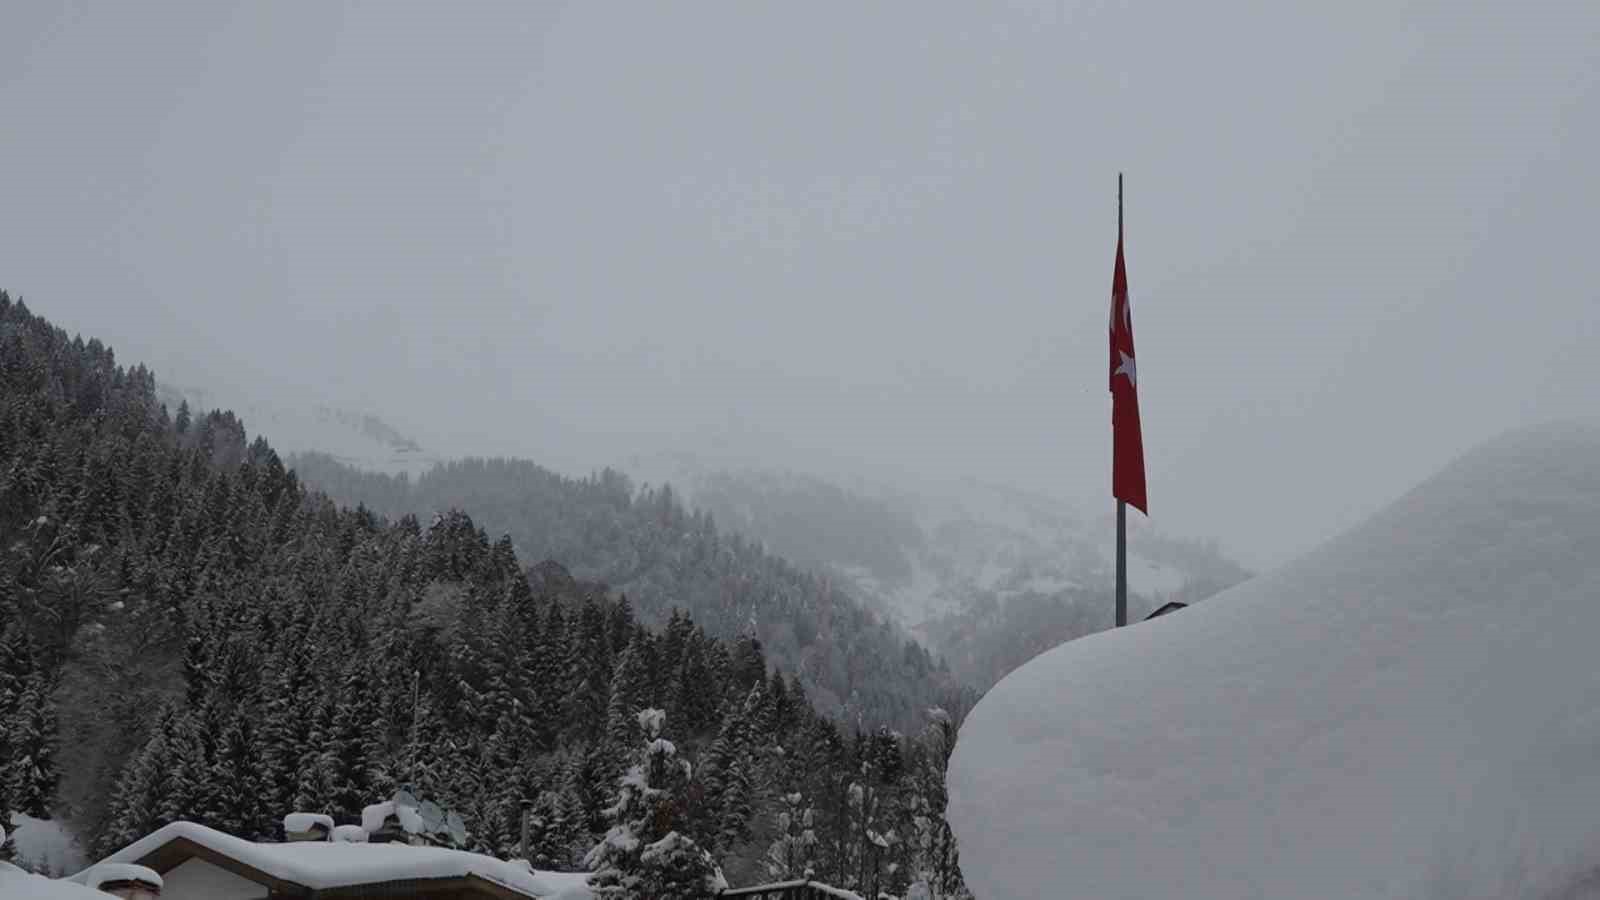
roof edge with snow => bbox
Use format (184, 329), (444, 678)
(77, 821), (589, 899)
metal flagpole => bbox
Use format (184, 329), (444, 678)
(1116, 174), (1128, 628)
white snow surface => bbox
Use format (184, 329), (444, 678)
(82, 863), (162, 890)
(949, 422), (1600, 900)
(360, 801), (397, 835)
(7, 812), (89, 876)
(282, 812), (333, 836)
(0, 862), (113, 899)
(331, 824), (369, 843)
(397, 804), (425, 835)
(85, 821), (593, 899)
(357, 800), (424, 836)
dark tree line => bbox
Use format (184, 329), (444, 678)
(0, 293), (969, 896)
(288, 454), (973, 736)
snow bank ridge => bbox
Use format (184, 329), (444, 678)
(949, 421), (1600, 900)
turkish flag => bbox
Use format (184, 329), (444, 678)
(1110, 227), (1148, 514)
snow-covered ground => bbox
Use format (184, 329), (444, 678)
(7, 813), (88, 877)
(0, 862), (113, 899)
(949, 421), (1600, 899)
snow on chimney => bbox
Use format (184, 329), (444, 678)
(85, 863), (163, 900)
(282, 812), (334, 842)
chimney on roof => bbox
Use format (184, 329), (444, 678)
(520, 800), (532, 863)
(87, 865), (163, 900)
(283, 813), (335, 842)
(97, 876), (161, 900)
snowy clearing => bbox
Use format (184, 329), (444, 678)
(7, 813), (89, 877)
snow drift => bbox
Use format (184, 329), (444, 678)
(948, 422), (1600, 899)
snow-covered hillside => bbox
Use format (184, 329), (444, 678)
(614, 451), (1246, 688)
(948, 421), (1600, 899)
(156, 381), (445, 478)
(617, 453), (1238, 626)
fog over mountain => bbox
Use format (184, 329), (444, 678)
(4, 3), (1597, 571)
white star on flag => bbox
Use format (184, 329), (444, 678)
(1115, 350), (1137, 387)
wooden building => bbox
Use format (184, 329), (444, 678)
(75, 821), (592, 900)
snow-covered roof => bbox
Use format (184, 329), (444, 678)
(0, 862), (114, 899)
(949, 422), (1600, 899)
(81, 821), (593, 899)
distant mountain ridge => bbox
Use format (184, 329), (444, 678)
(160, 381), (1243, 696)
(615, 452), (1251, 688)
(155, 382), (443, 478)
(289, 453), (972, 733)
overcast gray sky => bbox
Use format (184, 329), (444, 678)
(2, 2), (1596, 567)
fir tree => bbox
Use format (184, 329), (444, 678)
(0, 621), (36, 816)
(205, 705), (268, 839)
(159, 707), (209, 829)
(603, 635), (651, 752)
(321, 663), (386, 820)
(699, 683), (763, 854)
(764, 791), (817, 881)
(523, 789), (565, 869)
(100, 701), (179, 856)
(584, 709), (723, 899)
(4, 673), (58, 818)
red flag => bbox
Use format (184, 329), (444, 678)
(1110, 224), (1148, 514)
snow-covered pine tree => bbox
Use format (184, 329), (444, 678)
(603, 635), (651, 752)
(606, 594), (634, 663)
(699, 683), (763, 855)
(100, 701), (179, 856)
(4, 672), (59, 818)
(0, 619), (35, 716)
(257, 631), (314, 818)
(523, 747), (593, 867)
(159, 706), (209, 829)
(204, 704), (267, 839)
(0, 622), (38, 816)
(531, 596), (568, 751)
(291, 688), (337, 815)
(321, 663), (386, 820)
(394, 688), (446, 801)
(522, 788), (566, 869)
(584, 709), (724, 899)
(485, 702), (537, 857)
(564, 598), (610, 745)
(673, 634), (717, 738)
(764, 791), (817, 881)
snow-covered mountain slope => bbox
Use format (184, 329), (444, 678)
(157, 381), (445, 478)
(614, 451), (1247, 687)
(617, 452), (1240, 624)
(948, 421), (1600, 900)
